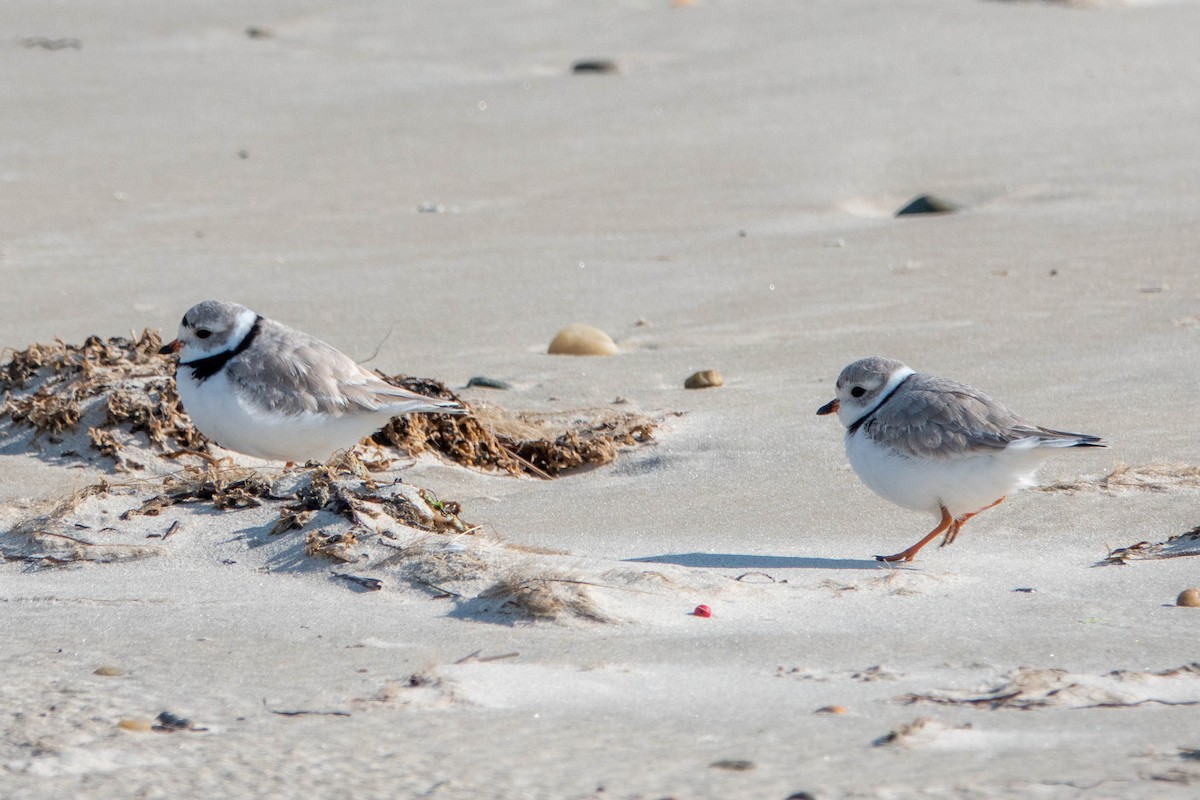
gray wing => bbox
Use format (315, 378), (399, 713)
(225, 319), (462, 417)
(864, 375), (1088, 459)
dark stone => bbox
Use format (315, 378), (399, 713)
(572, 59), (618, 74)
(466, 376), (512, 390)
(154, 711), (191, 730)
(895, 195), (957, 216)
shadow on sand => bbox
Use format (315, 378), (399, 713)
(626, 552), (886, 570)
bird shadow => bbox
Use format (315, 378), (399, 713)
(625, 552), (886, 570)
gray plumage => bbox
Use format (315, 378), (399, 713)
(862, 373), (1104, 459)
(227, 317), (457, 418)
(175, 300), (462, 419)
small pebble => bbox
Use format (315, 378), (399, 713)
(117, 718), (153, 732)
(693, 604), (712, 618)
(93, 665), (126, 677)
(572, 59), (618, 74)
(466, 376), (511, 390)
(815, 705), (847, 714)
(548, 324), (618, 356)
(154, 711), (192, 731)
(1177, 588), (1200, 607)
(895, 194), (957, 216)
(21, 37), (82, 50)
(684, 369), (723, 389)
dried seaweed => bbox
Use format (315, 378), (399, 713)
(508, 416), (657, 475)
(1102, 526), (1200, 565)
(480, 571), (616, 623)
(871, 717), (971, 748)
(292, 465), (354, 514)
(2, 334), (659, 477)
(1, 483), (164, 565)
(872, 717), (933, 747)
(5, 387), (83, 434)
(374, 489), (467, 534)
(270, 509), (314, 536)
(375, 377), (658, 477)
(122, 466), (275, 517)
(1039, 463), (1200, 494)
(1, 330), (203, 466)
(901, 664), (1200, 710)
(378, 539), (491, 589)
(304, 530), (360, 562)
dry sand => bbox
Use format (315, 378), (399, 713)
(4, 0), (1200, 797)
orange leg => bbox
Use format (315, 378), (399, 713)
(876, 506), (954, 563)
(941, 496), (1006, 547)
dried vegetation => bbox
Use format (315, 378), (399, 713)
(1, 331), (201, 468)
(0, 458), (679, 623)
(1, 332), (682, 624)
(480, 571), (617, 624)
(1102, 525), (1200, 565)
(1038, 463), (1200, 493)
(901, 664), (1200, 710)
(1, 331), (659, 477)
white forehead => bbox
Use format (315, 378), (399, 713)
(837, 357), (908, 389)
(182, 300), (252, 329)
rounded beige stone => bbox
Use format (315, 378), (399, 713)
(117, 718), (153, 732)
(1176, 588), (1200, 607)
(684, 369), (724, 389)
(547, 324), (618, 356)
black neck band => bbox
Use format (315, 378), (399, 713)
(180, 316), (263, 382)
(847, 373), (913, 435)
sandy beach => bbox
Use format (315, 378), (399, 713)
(4, 0), (1200, 797)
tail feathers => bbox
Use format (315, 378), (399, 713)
(387, 398), (466, 416)
(373, 381), (467, 416)
(432, 401), (467, 416)
(1036, 429), (1106, 449)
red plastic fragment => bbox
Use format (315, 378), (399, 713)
(693, 604), (712, 618)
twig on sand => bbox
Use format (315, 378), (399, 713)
(265, 706), (352, 718)
(454, 649), (520, 665)
(331, 572), (383, 592)
(412, 576), (463, 599)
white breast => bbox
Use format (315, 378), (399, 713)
(176, 369), (391, 462)
(845, 429), (1048, 518)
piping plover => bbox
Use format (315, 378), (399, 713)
(159, 300), (464, 462)
(817, 357), (1105, 563)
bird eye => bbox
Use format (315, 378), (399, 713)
(851, 386), (866, 398)
(196, 329), (212, 339)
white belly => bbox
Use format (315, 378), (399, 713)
(176, 370), (390, 462)
(845, 430), (1047, 518)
